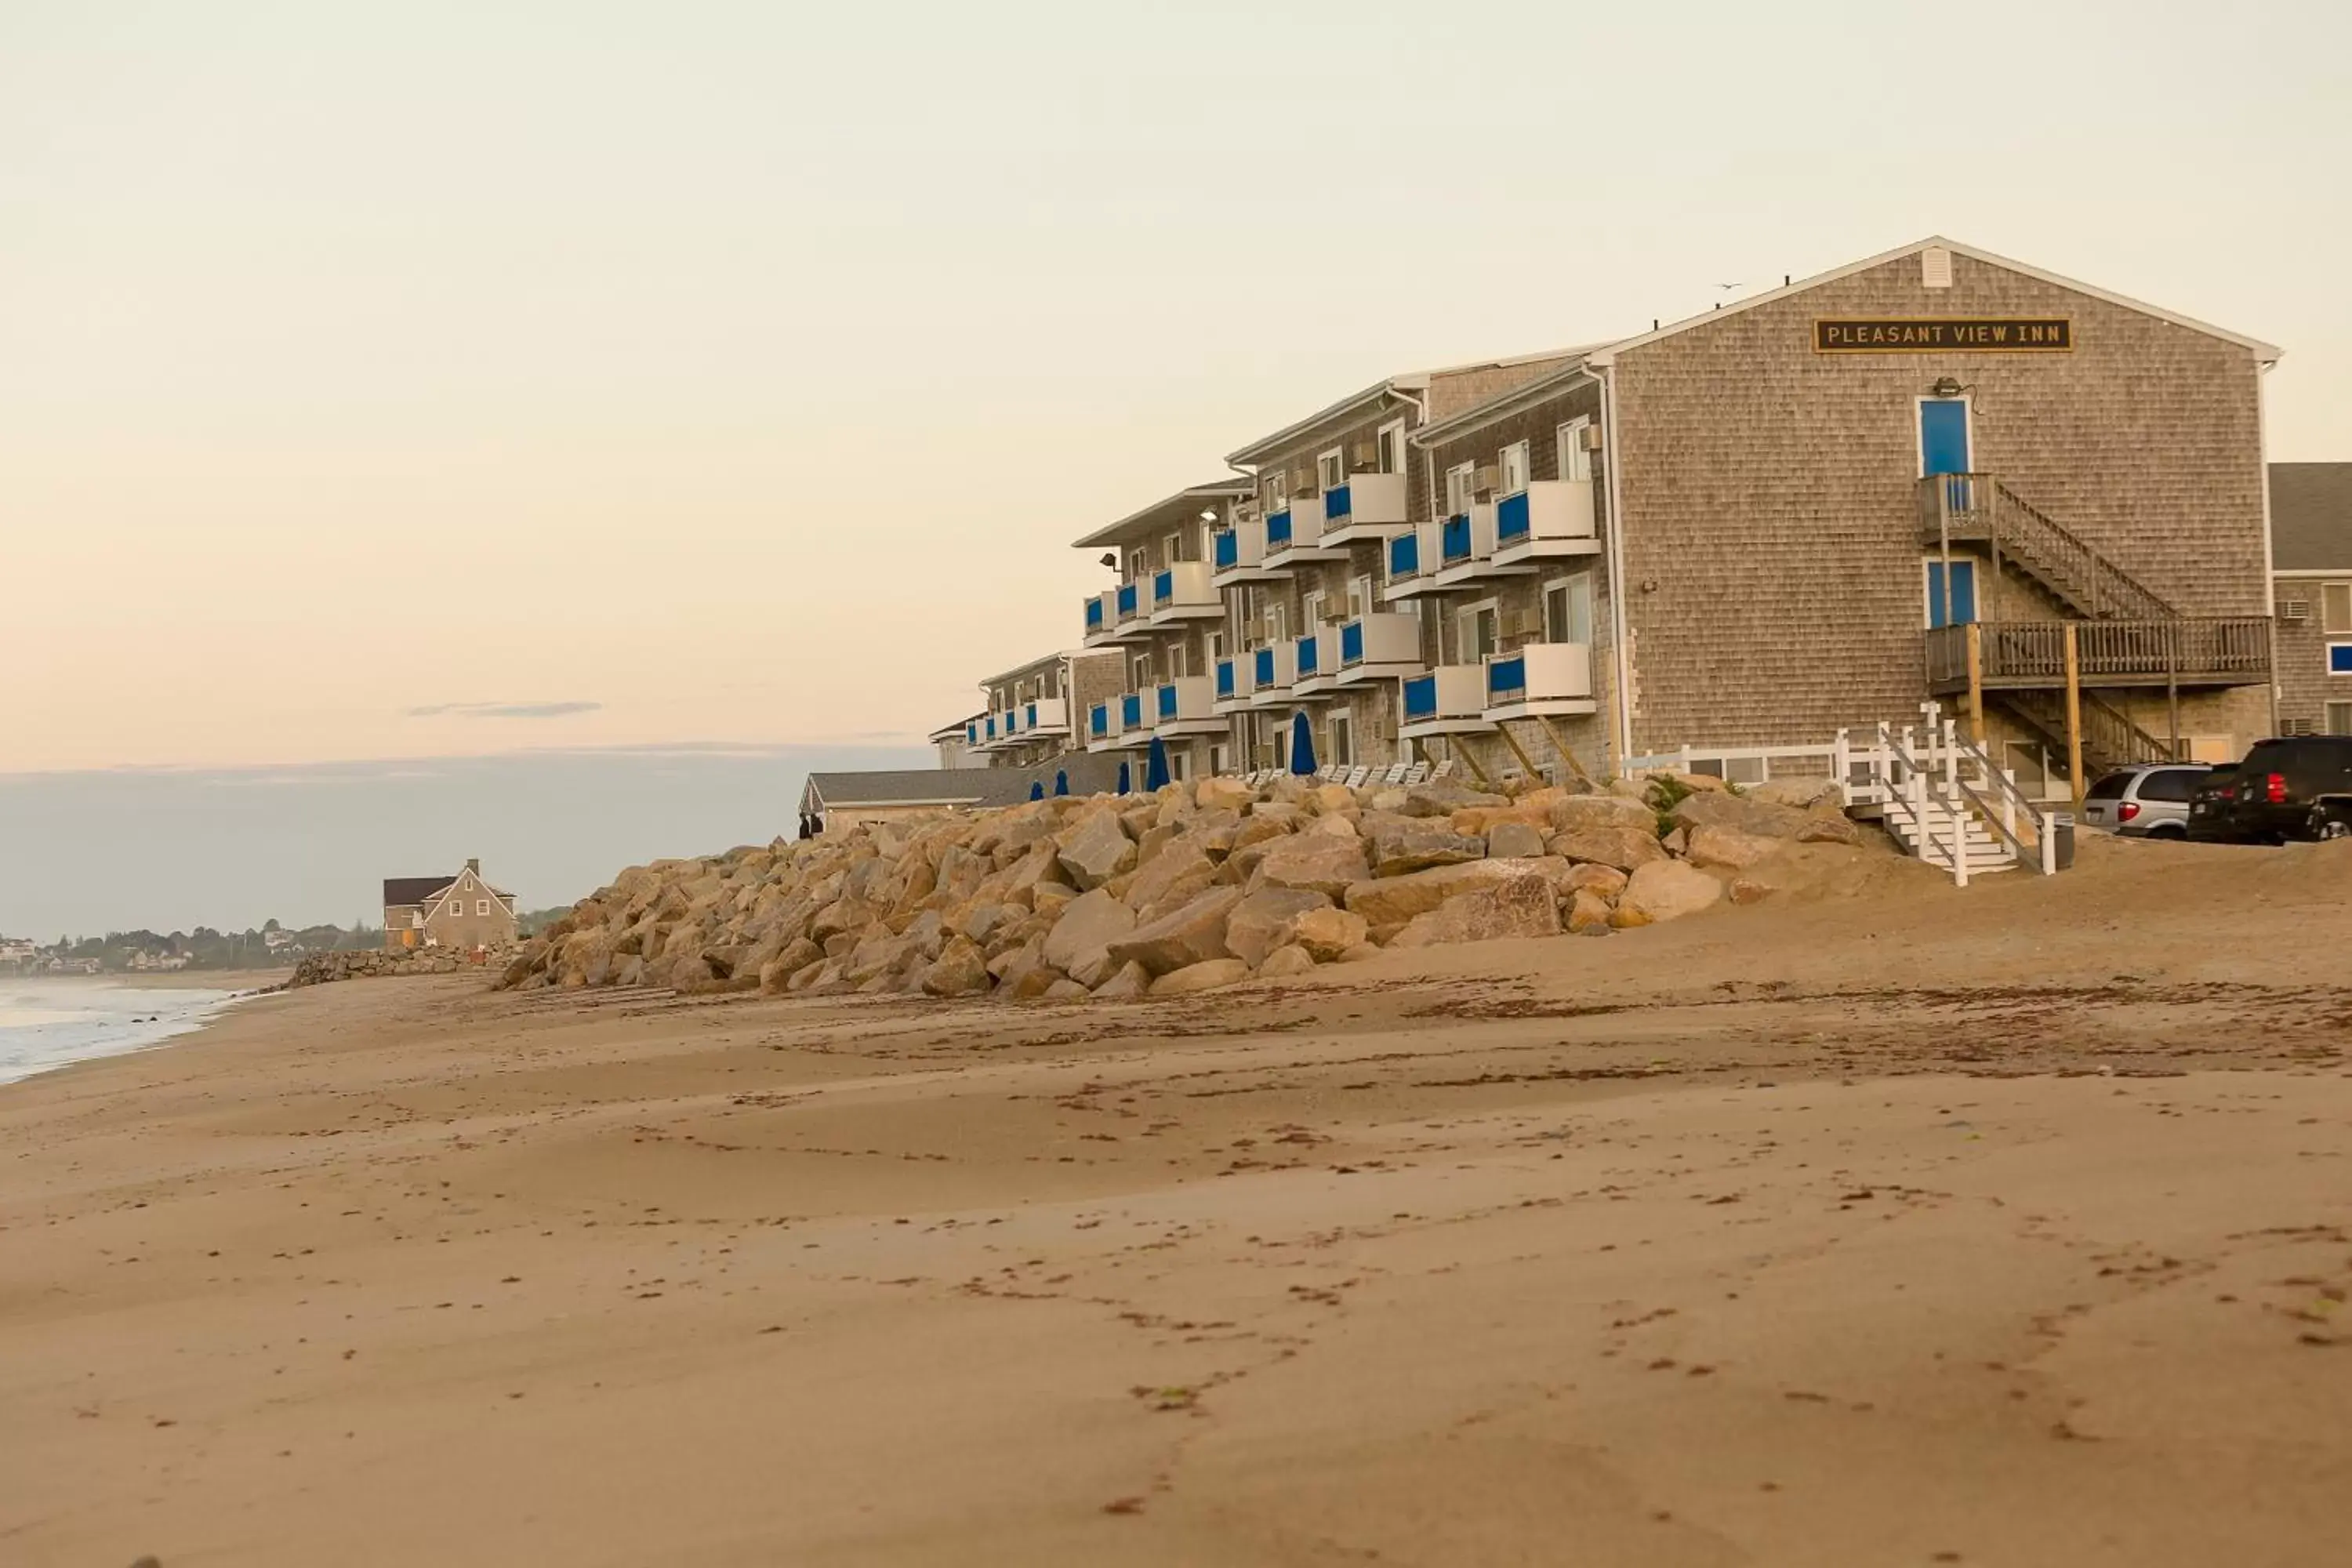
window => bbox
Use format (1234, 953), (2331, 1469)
(1205, 628), (1224, 662)
(1327, 710), (1353, 766)
(1164, 530), (1185, 568)
(1264, 597), (1288, 645)
(1318, 447), (1345, 492)
(1131, 652), (1152, 690)
(1544, 573), (1594, 644)
(1924, 559), (1978, 628)
(2329, 702), (2352, 737)
(1376, 419), (1405, 475)
(2331, 644), (2352, 676)
(2137, 769), (2202, 804)
(1264, 474), (1288, 515)
(1555, 418), (1594, 484)
(1301, 589), (1326, 630)
(1499, 440), (1530, 497)
(1127, 546), (1147, 582)
(1445, 463), (1477, 517)
(1167, 642), (1188, 679)
(1458, 600), (1500, 663)
(1348, 574), (1374, 622)
(2326, 583), (2352, 634)
(476, 899), (491, 916)
(1211, 743), (1229, 775)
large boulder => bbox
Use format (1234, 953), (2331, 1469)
(1250, 836), (1372, 900)
(1560, 862), (1630, 900)
(1614, 859), (1725, 925)
(920, 936), (990, 996)
(1683, 823), (1780, 872)
(1149, 957), (1253, 997)
(1040, 887), (1137, 972)
(1548, 793), (1659, 833)
(757, 936), (824, 994)
(1223, 887), (1333, 969)
(1485, 820), (1548, 859)
(1566, 888), (1614, 934)
(1369, 819), (1487, 877)
(1255, 945), (1319, 979)
(1342, 858), (1548, 927)
(1388, 872), (1561, 948)
(1123, 840), (1218, 920)
(1546, 822), (1667, 873)
(1196, 776), (1257, 813)
(1054, 810), (1135, 891)
(1091, 960), (1153, 1001)
(1668, 789), (1813, 840)
(1396, 781), (1507, 818)
(1291, 905), (1369, 960)
(1748, 777), (1844, 811)
(1105, 885), (1247, 975)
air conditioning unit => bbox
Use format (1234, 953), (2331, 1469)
(1501, 608), (1540, 637)
(2282, 717), (2319, 737)
(1474, 463), (1501, 495)
(1580, 423), (1606, 452)
(2278, 599), (2311, 622)
(1349, 440), (1378, 467)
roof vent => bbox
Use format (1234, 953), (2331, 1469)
(1922, 245), (1954, 289)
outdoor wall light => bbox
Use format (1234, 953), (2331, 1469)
(1930, 376), (1966, 397)
(1099, 553), (1118, 569)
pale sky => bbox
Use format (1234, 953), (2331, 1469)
(4, 0), (2350, 779)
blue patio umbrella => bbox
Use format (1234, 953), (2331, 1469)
(1053, 769), (1069, 797)
(1029, 781), (1045, 801)
(1116, 760), (1131, 795)
(1289, 710), (1318, 776)
(1145, 735), (1172, 792)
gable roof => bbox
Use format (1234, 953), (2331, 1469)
(1071, 479), (1254, 550)
(804, 753), (1129, 815)
(1410, 359), (1599, 448)
(383, 872), (515, 907)
(1584, 235), (2282, 368)
(2270, 462), (2352, 572)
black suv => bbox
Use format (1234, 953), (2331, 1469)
(2217, 737), (2352, 843)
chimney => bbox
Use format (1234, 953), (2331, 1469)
(466, 858), (480, 874)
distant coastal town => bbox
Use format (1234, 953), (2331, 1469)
(1, 907), (568, 977)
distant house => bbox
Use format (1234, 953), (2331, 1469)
(0, 938), (38, 971)
(382, 858), (519, 953)
(126, 949), (191, 973)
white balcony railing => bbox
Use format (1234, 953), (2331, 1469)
(1148, 560), (1221, 622)
(1483, 641), (1595, 714)
(1399, 665), (1491, 734)
(1319, 472), (1409, 541)
(1335, 611), (1423, 680)
(1492, 481), (1599, 564)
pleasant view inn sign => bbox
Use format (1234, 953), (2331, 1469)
(1813, 318), (2074, 353)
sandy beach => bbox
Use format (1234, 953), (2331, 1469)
(3, 836), (2348, 1567)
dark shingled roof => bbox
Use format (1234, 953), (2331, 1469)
(383, 876), (453, 907)
(803, 753), (1131, 814)
(2272, 463), (2352, 572)
(383, 873), (514, 906)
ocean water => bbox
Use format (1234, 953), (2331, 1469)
(0, 981), (250, 1086)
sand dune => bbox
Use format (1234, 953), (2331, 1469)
(2, 837), (2347, 1566)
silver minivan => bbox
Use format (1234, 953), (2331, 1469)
(2081, 764), (2213, 837)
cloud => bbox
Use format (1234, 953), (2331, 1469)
(405, 700), (603, 720)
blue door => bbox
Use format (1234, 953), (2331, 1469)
(1926, 559), (1977, 628)
(1920, 398), (1971, 477)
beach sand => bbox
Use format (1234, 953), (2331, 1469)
(3, 837), (2348, 1566)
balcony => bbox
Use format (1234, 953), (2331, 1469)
(1245, 641), (1298, 708)
(1318, 472), (1410, 547)
(1922, 619), (2272, 697)
(1263, 495), (1349, 568)
(1291, 631), (1339, 699)
(1210, 517), (1283, 587)
(1082, 590), (1117, 647)
(1434, 503), (1523, 586)
(1019, 697), (1069, 739)
(1385, 522), (1447, 603)
(1483, 642), (1598, 720)
(1153, 675), (1223, 737)
(1148, 560), (1222, 625)
(1087, 692), (1152, 752)
(1399, 666), (1493, 739)
(1335, 611), (1423, 684)
(1491, 481), (1600, 568)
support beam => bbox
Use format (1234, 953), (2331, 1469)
(2063, 622), (2085, 813)
(1534, 713), (1596, 786)
(1965, 622), (1986, 746)
(1495, 720), (1542, 782)
(1450, 735), (1496, 789)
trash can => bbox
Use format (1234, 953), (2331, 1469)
(2049, 813), (2075, 872)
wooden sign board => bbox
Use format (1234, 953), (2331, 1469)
(1814, 319), (2072, 354)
